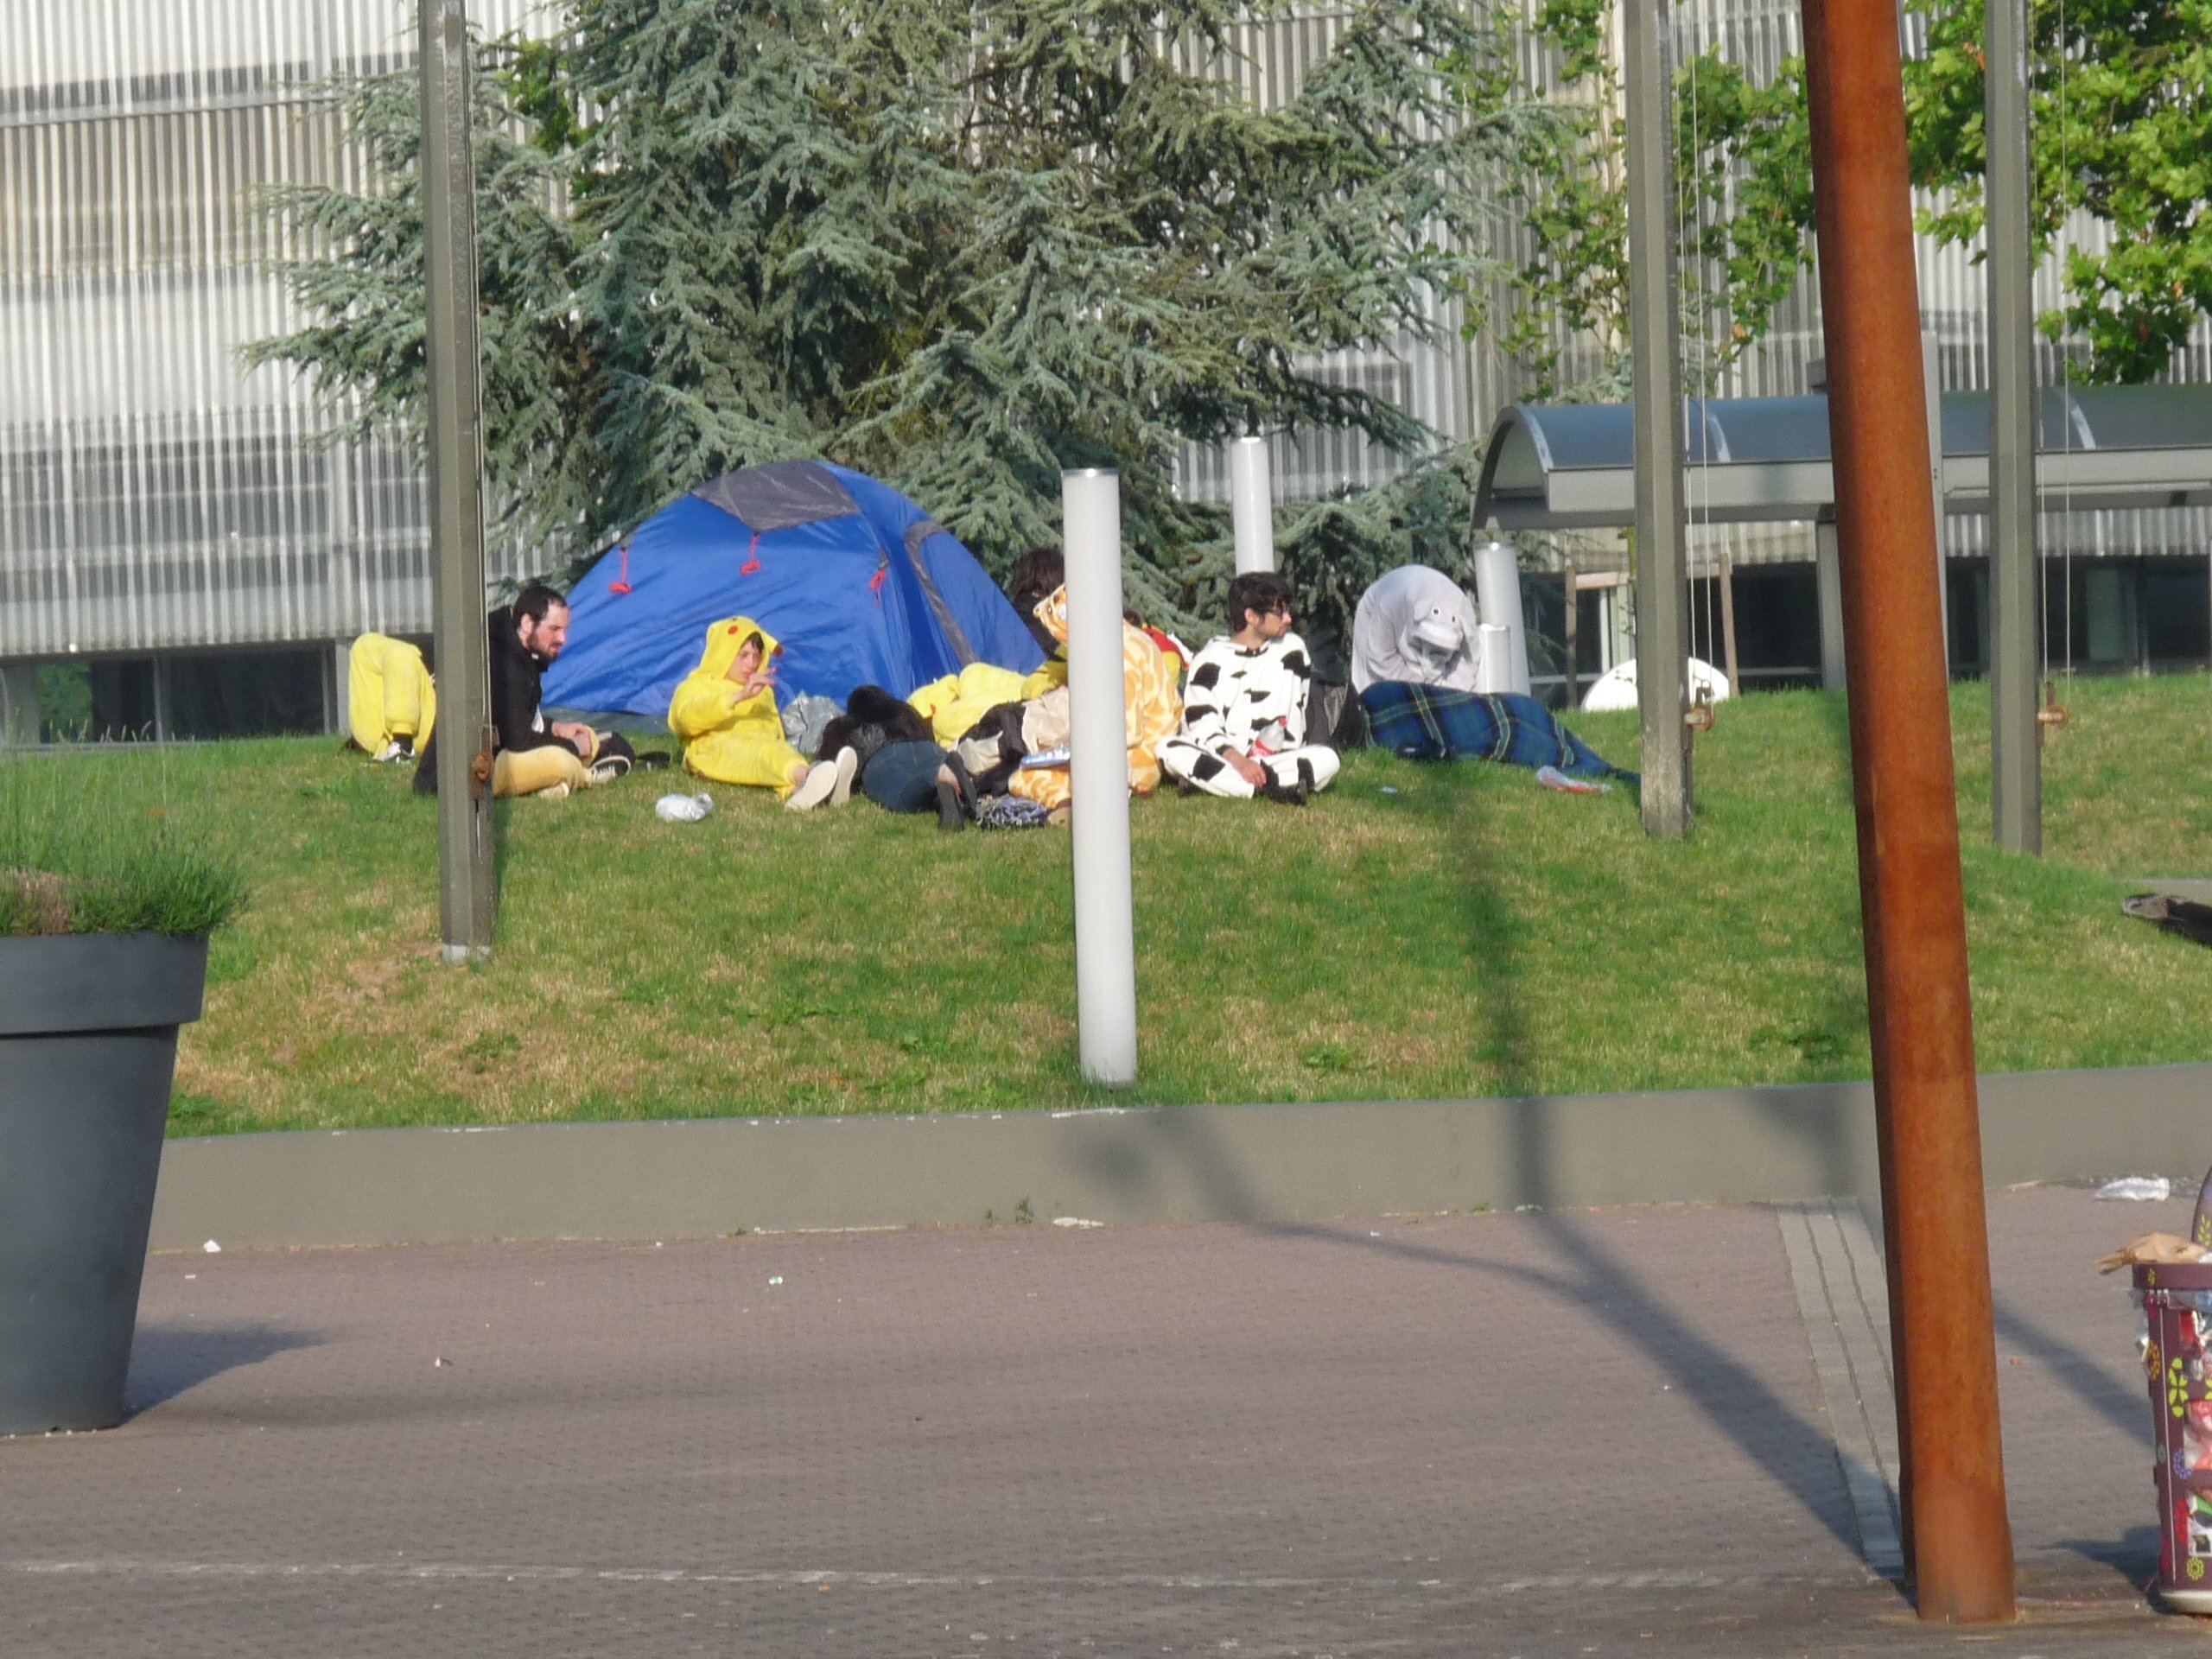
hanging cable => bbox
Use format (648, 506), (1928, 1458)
(1675, 0), (1721, 704)
(2044, 0), (2061, 716)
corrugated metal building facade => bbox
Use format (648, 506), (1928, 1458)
(0, 0), (548, 738)
(3, 0), (2206, 738)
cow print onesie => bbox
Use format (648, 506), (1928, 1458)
(1159, 631), (1342, 798)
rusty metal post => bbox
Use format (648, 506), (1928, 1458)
(1799, 0), (2016, 1624)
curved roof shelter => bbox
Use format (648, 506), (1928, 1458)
(1471, 385), (2212, 531)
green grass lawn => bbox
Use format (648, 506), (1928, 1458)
(12, 674), (2211, 1135)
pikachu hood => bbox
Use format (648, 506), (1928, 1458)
(696, 615), (780, 680)
(670, 614), (784, 740)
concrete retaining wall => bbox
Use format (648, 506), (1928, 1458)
(146, 1064), (2212, 1249)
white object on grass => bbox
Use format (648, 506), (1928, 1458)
(2094, 1176), (2172, 1202)
(1535, 766), (1610, 796)
(1580, 656), (1732, 714)
(654, 791), (715, 823)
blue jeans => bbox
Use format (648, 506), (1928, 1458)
(860, 741), (948, 813)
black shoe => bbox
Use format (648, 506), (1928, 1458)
(935, 778), (968, 831)
(634, 750), (674, 771)
(1261, 779), (1309, 807)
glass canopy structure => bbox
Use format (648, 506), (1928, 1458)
(1473, 385), (2212, 531)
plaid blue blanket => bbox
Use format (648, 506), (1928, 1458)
(1358, 682), (1636, 782)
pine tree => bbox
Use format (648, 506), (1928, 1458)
(254, 0), (1559, 637)
(247, 61), (594, 568)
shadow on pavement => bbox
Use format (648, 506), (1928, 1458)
(2047, 1523), (2159, 1595)
(1276, 1211), (1869, 1561)
(126, 1320), (325, 1414)
(1996, 1293), (2145, 1441)
(1104, 768), (1871, 1561)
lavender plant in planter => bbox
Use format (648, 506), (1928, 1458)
(2, 779), (244, 1434)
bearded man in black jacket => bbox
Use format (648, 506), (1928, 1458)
(413, 584), (604, 798)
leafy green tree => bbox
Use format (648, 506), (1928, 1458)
(255, 0), (1561, 635)
(1477, 0), (1818, 402)
(1486, 0), (1631, 399)
(1568, 0), (2212, 387)
(1907, 0), (2212, 380)
(246, 66), (594, 567)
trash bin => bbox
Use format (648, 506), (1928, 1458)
(2136, 1259), (2212, 1611)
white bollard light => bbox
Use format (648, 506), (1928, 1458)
(1471, 538), (1531, 696)
(1062, 467), (1140, 1088)
(1229, 435), (1274, 575)
(1474, 624), (1514, 695)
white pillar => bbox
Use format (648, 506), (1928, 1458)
(1063, 468), (1139, 1088)
(1229, 436), (1274, 575)
(1471, 539), (1531, 695)
(1474, 625), (1514, 695)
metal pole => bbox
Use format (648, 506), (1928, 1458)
(1562, 561), (1580, 708)
(1229, 436), (1274, 575)
(0, 664), (39, 747)
(420, 0), (496, 962)
(1063, 468), (1139, 1087)
(1801, 0), (2016, 1622)
(1623, 0), (1691, 837)
(1718, 550), (1740, 697)
(1986, 0), (2041, 855)
(1815, 518), (1847, 690)
(1925, 331), (1952, 664)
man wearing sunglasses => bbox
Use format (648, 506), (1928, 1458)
(1160, 571), (1340, 804)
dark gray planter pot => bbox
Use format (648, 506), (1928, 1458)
(0, 933), (207, 1433)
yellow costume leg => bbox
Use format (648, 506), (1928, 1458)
(686, 733), (808, 796)
(493, 745), (590, 798)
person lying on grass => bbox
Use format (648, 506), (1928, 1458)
(1160, 571), (1339, 805)
(1348, 568), (1634, 790)
(669, 617), (856, 811)
(816, 686), (982, 830)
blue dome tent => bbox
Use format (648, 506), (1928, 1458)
(543, 461), (1044, 721)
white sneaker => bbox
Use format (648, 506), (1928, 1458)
(829, 745), (859, 806)
(537, 781), (572, 801)
(372, 741), (406, 764)
(785, 760), (840, 811)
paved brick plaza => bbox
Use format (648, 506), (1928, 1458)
(4, 1186), (2208, 1656)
